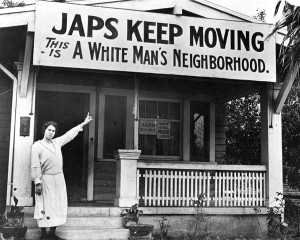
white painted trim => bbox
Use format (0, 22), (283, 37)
(36, 82), (96, 201)
(137, 162), (267, 171)
(20, 32), (34, 97)
(0, 7), (35, 29)
(140, 206), (268, 215)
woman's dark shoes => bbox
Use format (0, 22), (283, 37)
(40, 232), (48, 240)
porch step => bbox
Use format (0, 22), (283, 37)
(24, 207), (129, 240)
(25, 217), (124, 229)
(26, 228), (129, 240)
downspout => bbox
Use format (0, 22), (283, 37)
(0, 63), (18, 206)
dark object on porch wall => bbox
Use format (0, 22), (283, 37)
(121, 204), (143, 226)
(121, 204), (154, 240)
(0, 196), (27, 239)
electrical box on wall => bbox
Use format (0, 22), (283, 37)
(20, 117), (31, 136)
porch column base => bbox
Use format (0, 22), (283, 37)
(114, 197), (138, 207)
(114, 149), (141, 208)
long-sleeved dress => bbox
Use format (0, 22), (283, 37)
(31, 125), (83, 228)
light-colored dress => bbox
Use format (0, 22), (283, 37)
(31, 126), (83, 228)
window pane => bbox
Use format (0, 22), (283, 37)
(139, 100), (146, 118)
(170, 102), (180, 120)
(190, 101), (210, 162)
(156, 122), (180, 156)
(158, 101), (169, 119)
(146, 101), (157, 118)
(139, 135), (156, 155)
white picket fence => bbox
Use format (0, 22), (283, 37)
(137, 162), (266, 207)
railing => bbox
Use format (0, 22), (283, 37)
(137, 162), (267, 207)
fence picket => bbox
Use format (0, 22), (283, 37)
(215, 173), (218, 206)
(174, 171), (178, 206)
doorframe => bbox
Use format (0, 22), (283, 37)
(97, 87), (135, 160)
(37, 83), (96, 201)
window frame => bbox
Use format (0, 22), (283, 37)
(138, 97), (182, 160)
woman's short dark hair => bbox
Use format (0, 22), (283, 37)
(42, 121), (58, 135)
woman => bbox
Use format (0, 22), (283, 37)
(31, 113), (93, 240)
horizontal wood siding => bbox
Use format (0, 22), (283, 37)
(215, 103), (226, 163)
(0, 79), (12, 212)
(93, 161), (116, 203)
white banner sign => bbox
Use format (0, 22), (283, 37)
(33, 2), (276, 82)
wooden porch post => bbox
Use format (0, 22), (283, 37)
(12, 62), (36, 206)
(261, 83), (283, 207)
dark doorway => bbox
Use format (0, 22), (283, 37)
(103, 95), (127, 159)
(190, 101), (210, 162)
(35, 91), (89, 201)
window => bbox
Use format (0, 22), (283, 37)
(190, 101), (210, 162)
(139, 100), (180, 156)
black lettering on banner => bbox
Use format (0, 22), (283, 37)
(68, 14), (85, 36)
(234, 57), (241, 71)
(182, 52), (188, 68)
(217, 56), (225, 70)
(87, 16), (104, 38)
(104, 18), (119, 40)
(46, 37), (56, 48)
(101, 46), (109, 61)
(53, 50), (61, 58)
(52, 13), (67, 35)
(127, 20), (143, 42)
(160, 51), (167, 65)
(144, 21), (156, 43)
(173, 49), (181, 67)
(258, 59), (265, 72)
(190, 26), (204, 47)
(133, 45), (143, 63)
(157, 23), (169, 44)
(133, 46), (163, 65)
(122, 48), (128, 63)
(216, 28), (229, 49)
(88, 42), (101, 60)
(250, 58), (257, 72)
(201, 55), (208, 69)
(73, 41), (83, 59)
(225, 57), (233, 70)
(252, 32), (264, 52)
(169, 24), (183, 44)
(242, 58), (249, 71)
(237, 31), (250, 51)
(230, 30), (235, 50)
(210, 55), (216, 69)
(205, 28), (217, 48)
(193, 55), (200, 68)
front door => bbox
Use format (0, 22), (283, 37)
(35, 91), (90, 202)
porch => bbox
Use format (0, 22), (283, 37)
(114, 150), (269, 211)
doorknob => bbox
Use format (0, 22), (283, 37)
(90, 137), (94, 141)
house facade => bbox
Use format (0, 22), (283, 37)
(0, 0), (284, 238)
